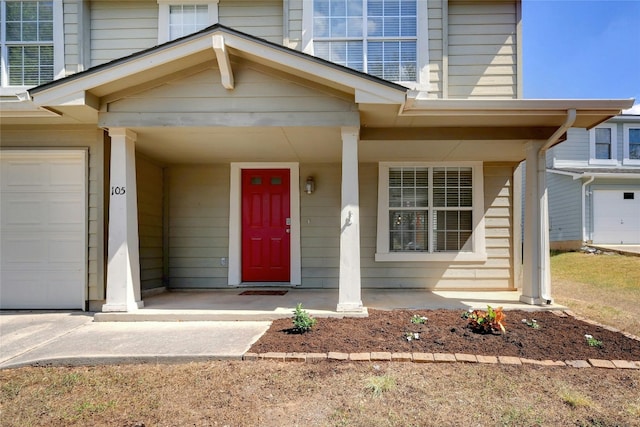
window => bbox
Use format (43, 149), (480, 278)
(304, 0), (428, 88)
(376, 162), (486, 262)
(157, 0), (218, 44)
(589, 124), (617, 165)
(0, 0), (62, 92)
(623, 124), (640, 165)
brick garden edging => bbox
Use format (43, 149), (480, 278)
(243, 311), (640, 369)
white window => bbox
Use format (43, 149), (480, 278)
(303, 0), (428, 89)
(157, 0), (219, 44)
(589, 124), (617, 165)
(376, 162), (486, 262)
(623, 123), (640, 165)
(0, 0), (62, 94)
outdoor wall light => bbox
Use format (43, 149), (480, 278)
(305, 176), (315, 194)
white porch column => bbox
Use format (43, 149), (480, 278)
(337, 126), (364, 312)
(520, 141), (552, 305)
(102, 128), (144, 312)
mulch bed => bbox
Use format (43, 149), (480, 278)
(249, 309), (640, 361)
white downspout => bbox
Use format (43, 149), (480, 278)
(537, 109), (577, 302)
(581, 175), (595, 243)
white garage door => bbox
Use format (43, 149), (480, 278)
(593, 190), (640, 245)
(0, 150), (87, 309)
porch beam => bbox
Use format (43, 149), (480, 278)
(98, 111), (360, 128)
(102, 128), (144, 312)
(212, 34), (234, 90)
(360, 126), (562, 141)
(337, 126), (364, 313)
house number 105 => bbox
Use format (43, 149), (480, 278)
(111, 186), (126, 196)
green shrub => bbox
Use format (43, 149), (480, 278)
(292, 303), (317, 333)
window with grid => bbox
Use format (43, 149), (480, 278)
(589, 124), (617, 165)
(312, 0), (417, 82)
(168, 4), (209, 40)
(387, 166), (473, 253)
(1, 0), (54, 86)
(594, 128), (612, 160)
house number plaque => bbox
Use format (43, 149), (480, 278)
(111, 186), (126, 196)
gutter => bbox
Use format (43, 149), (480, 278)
(581, 175), (595, 243)
(538, 108), (576, 303)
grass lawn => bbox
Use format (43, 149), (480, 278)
(1, 251), (639, 426)
(551, 251), (640, 337)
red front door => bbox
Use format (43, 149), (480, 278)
(241, 169), (290, 282)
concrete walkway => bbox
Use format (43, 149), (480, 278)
(0, 312), (269, 369)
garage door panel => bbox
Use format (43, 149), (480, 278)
(0, 150), (87, 310)
(593, 190), (640, 244)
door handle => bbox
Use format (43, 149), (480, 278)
(286, 229), (290, 233)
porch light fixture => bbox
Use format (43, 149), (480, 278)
(305, 176), (315, 194)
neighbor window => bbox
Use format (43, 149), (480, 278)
(589, 124), (617, 165)
(304, 0), (428, 87)
(623, 124), (640, 165)
(376, 163), (486, 262)
(0, 0), (62, 91)
(157, 0), (218, 44)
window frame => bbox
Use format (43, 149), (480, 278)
(0, 0), (63, 95)
(375, 162), (486, 262)
(622, 123), (640, 165)
(157, 0), (219, 44)
(588, 123), (618, 165)
(302, 0), (429, 90)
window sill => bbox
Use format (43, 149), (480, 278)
(375, 252), (487, 263)
(622, 159), (640, 166)
(588, 159), (618, 166)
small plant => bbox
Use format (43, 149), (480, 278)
(365, 374), (396, 398)
(410, 314), (428, 324)
(521, 318), (540, 329)
(584, 334), (603, 348)
(462, 305), (506, 334)
(404, 332), (420, 341)
(291, 303), (317, 333)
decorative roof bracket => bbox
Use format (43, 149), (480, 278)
(212, 34), (234, 90)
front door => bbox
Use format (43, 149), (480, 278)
(241, 169), (291, 282)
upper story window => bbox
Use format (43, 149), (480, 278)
(0, 0), (62, 93)
(303, 0), (428, 89)
(589, 124), (617, 165)
(376, 162), (486, 262)
(157, 0), (218, 44)
(623, 123), (640, 165)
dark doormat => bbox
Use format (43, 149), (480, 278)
(239, 290), (288, 296)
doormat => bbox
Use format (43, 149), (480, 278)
(239, 290), (288, 296)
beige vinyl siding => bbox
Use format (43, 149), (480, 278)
(0, 127), (105, 301)
(108, 66), (355, 115)
(90, 1), (158, 67)
(136, 155), (164, 290)
(63, 0), (80, 75)
(447, 1), (517, 99)
(360, 162), (515, 290)
(167, 165), (230, 288)
(286, 0), (303, 49)
(427, 0), (443, 98)
(218, 0), (282, 44)
(300, 163), (340, 287)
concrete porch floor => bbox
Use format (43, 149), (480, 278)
(94, 288), (565, 322)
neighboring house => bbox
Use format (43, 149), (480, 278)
(0, 0), (632, 312)
(546, 114), (640, 248)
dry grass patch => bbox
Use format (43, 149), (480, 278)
(2, 362), (640, 426)
(551, 251), (640, 337)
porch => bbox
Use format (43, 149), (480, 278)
(93, 288), (564, 321)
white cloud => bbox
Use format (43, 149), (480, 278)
(622, 102), (640, 115)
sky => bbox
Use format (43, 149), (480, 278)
(522, 0), (640, 113)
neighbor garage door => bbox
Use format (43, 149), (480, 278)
(592, 189), (640, 244)
(0, 150), (87, 309)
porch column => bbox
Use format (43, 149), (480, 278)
(520, 140), (552, 305)
(102, 128), (144, 312)
(337, 127), (364, 312)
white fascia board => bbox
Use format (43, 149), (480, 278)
(581, 172), (640, 179)
(222, 34), (406, 105)
(403, 97), (635, 115)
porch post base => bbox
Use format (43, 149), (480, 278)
(519, 295), (552, 306)
(336, 301), (365, 313)
(101, 300), (144, 313)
